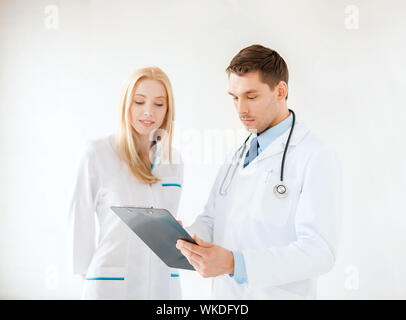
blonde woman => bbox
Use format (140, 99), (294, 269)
(68, 67), (183, 299)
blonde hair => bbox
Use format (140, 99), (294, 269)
(115, 67), (174, 184)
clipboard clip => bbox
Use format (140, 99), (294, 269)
(125, 205), (154, 214)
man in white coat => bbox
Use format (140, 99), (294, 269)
(176, 44), (342, 299)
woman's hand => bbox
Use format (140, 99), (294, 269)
(177, 220), (183, 227)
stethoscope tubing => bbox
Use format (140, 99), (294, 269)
(280, 109), (295, 182)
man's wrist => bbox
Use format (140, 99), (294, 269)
(228, 251), (248, 284)
(228, 250), (235, 275)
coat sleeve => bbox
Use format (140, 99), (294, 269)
(67, 142), (101, 275)
(185, 162), (226, 243)
(243, 146), (343, 290)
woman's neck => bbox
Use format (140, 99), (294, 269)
(138, 135), (155, 164)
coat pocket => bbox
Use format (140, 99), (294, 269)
(254, 170), (299, 227)
(160, 176), (182, 216)
(169, 269), (182, 300)
(82, 266), (127, 300)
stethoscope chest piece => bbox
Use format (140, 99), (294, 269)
(274, 183), (288, 199)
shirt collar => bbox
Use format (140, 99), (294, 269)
(255, 113), (293, 153)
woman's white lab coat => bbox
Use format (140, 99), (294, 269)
(186, 122), (342, 299)
(67, 135), (183, 299)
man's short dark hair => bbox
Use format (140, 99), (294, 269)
(226, 44), (289, 99)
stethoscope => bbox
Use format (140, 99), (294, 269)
(219, 109), (296, 199)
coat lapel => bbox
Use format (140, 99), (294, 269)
(248, 122), (310, 165)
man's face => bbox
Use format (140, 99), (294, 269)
(228, 70), (285, 134)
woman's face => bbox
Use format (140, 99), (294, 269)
(130, 78), (168, 137)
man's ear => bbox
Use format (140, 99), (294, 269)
(276, 81), (288, 101)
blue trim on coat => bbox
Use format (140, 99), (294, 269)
(162, 183), (181, 188)
(86, 277), (125, 280)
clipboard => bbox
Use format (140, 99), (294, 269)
(110, 206), (197, 270)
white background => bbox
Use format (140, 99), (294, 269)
(1, 0), (405, 299)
